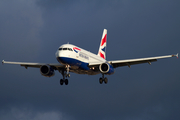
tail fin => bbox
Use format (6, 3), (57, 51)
(97, 29), (107, 59)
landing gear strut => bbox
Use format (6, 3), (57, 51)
(99, 74), (108, 84)
(59, 65), (70, 85)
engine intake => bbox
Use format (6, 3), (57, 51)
(99, 63), (114, 75)
(40, 65), (55, 77)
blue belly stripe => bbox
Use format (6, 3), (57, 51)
(57, 57), (90, 70)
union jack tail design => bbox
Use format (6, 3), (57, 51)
(97, 29), (107, 59)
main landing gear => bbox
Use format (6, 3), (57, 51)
(60, 65), (70, 85)
(99, 74), (108, 84)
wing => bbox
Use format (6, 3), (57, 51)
(2, 60), (65, 70)
(108, 53), (178, 68)
(88, 53), (178, 68)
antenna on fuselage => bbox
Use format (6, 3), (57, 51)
(67, 42), (69, 44)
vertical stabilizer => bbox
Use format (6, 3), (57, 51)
(97, 29), (107, 59)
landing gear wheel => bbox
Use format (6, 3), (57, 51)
(60, 79), (64, 85)
(99, 78), (103, 84)
(65, 79), (68, 85)
(104, 77), (108, 84)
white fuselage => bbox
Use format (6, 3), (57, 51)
(55, 44), (106, 75)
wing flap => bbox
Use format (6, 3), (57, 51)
(111, 59), (157, 68)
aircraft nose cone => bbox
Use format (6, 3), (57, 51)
(56, 50), (64, 58)
(56, 50), (66, 64)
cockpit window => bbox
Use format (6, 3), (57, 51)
(59, 48), (73, 51)
(63, 48), (68, 50)
(68, 48), (73, 51)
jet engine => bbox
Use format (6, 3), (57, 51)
(99, 63), (114, 75)
(40, 65), (55, 77)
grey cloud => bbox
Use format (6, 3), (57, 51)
(0, 107), (68, 120)
(0, 0), (43, 61)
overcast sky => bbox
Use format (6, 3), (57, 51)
(0, 0), (180, 120)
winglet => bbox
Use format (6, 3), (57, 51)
(2, 60), (4, 65)
(172, 53), (178, 58)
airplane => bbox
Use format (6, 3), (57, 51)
(2, 29), (178, 85)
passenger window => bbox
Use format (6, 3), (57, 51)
(59, 48), (62, 50)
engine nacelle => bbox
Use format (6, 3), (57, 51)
(40, 65), (55, 77)
(99, 63), (114, 75)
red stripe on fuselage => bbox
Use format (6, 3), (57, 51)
(101, 34), (107, 46)
(73, 47), (81, 51)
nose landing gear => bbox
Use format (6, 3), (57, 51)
(60, 79), (69, 85)
(59, 65), (70, 85)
